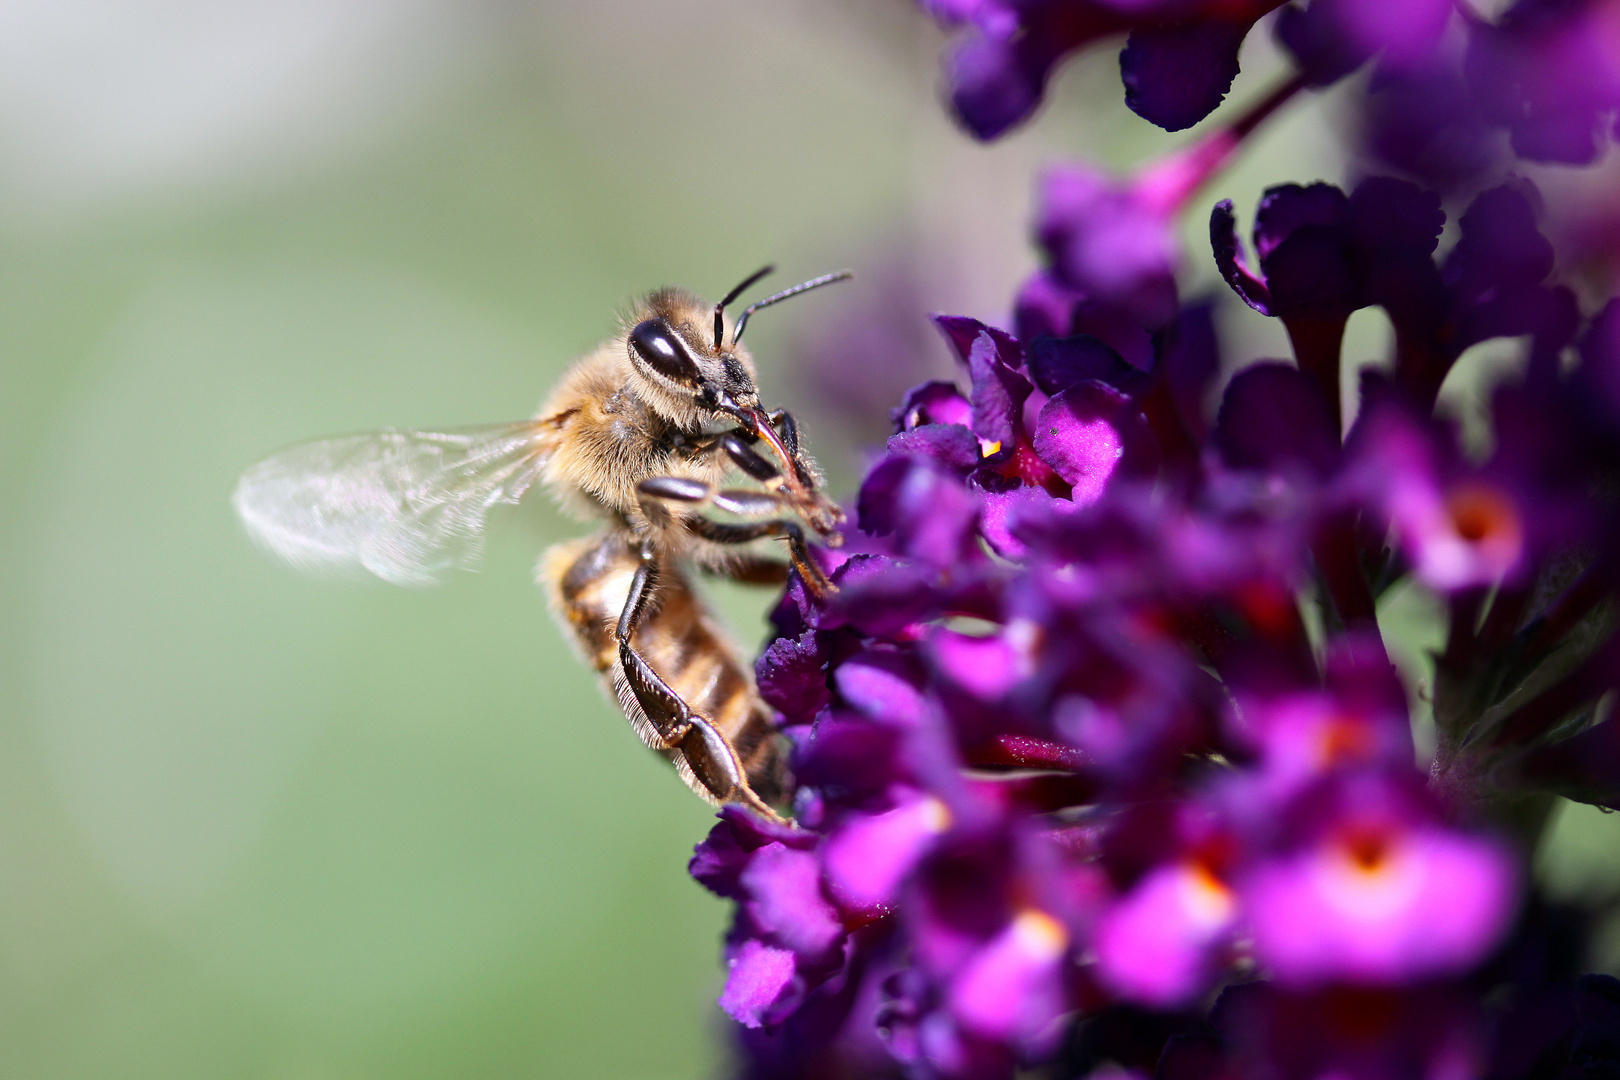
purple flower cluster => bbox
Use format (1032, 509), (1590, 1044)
(657, 3), (1620, 1077)
(689, 168), (1620, 1076)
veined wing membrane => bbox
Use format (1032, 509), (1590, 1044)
(232, 422), (550, 586)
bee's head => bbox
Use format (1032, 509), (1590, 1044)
(624, 268), (851, 432)
(625, 289), (760, 431)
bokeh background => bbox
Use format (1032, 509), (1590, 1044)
(3, 2), (1617, 1077)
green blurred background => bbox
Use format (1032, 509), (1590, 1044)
(2, 2), (1616, 1077)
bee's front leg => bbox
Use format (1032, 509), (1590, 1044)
(636, 478), (836, 597)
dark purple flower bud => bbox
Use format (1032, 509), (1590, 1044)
(1444, 179), (1555, 302)
(1252, 183), (1358, 318)
(1509, 713), (1620, 810)
(924, 0), (1292, 138)
(1155, 297), (1220, 417)
(1014, 271), (1158, 372)
(1577, 298), (1620, 424)
(1345, 175), (1446, 322)
(945, 33), (1064, 142)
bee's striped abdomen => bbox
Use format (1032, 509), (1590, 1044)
(542, 531), (789, 812)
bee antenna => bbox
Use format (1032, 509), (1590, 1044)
(731, 269), (854, 346)
(714, 265), (776, 350)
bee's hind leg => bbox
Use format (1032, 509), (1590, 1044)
(612, 543), (781, 820)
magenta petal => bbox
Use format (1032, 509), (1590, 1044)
(1033, 381), (1156, 505)
(719, 938), (797, 1029)
(835, 652), (929, 727)
(1094, 862), (1237, 1007)
(929, 627), (1028, 700)
(1246, 826), (1517, 986)
(823, 795), (951, 914)
(895, 380), (975, 432)
(949, 910), (1070, 1040)
(979, 485), (1052, 559)
(740, 843), (844, 960)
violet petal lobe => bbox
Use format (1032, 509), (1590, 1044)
(1211, 200), (1274, 314)
(756, 628), (832, 725)
(887, 425), (984, 474)
(824, 793), (953, 915)
(978, 485), (1055, 560)
(720, 938), (799, 1029)
(1094, 860), (1237, 1007)
(1254, 182), (1350, 261)
(948, 909), (1070, 1041)
(740, 842), (846, 960)
(834, 649), (932, 728)
(894, 380), (975, 433)
(1033, 381), (1158, 505)
(1026, 334), (1145, 397)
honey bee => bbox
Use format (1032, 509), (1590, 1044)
(233, 267), (849, 821)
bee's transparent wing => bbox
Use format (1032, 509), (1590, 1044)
(232, 422), (551, 587)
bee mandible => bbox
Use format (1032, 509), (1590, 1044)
(232, 267), (850, 821)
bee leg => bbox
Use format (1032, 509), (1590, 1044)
(702, 555), (790, 586)
(684, 514), (836, 599)
(614, 546), (781, 820)
(767, 408), (799, 457)
(635, 479), (837, 597)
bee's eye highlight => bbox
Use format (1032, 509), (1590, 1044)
(629, 319), (698, 383)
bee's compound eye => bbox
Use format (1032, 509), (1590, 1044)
(629, 319), (698, 383)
